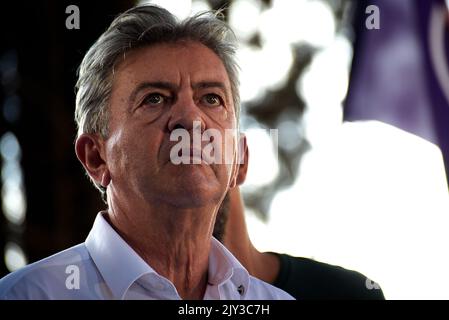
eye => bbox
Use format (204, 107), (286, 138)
(143, 93), (167, 106)
(202, 94), (223, 107)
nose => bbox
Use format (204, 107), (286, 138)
(167, 92), (206, 133)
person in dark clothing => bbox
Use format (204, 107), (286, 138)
(270, 252), (384, 299)
(214, 139), (385, 300)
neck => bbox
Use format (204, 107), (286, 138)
(223, 189), (280, 284)
(106, 196), (217, 300)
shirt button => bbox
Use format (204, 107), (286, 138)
(237, 285), (245, 295)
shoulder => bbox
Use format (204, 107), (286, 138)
(246, 275), (295, 300)
(0, 244), (90, 300)
(273, 253), (384, 300)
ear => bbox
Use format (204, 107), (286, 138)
(75, 133), (111, 187)
(236, 133), (248, 185)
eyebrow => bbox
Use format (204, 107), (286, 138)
(192, 81), (228, 92)
(128, 81), (230, 105)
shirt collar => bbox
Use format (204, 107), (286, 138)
(85, 212), (155, 299)
(208, 237), (250, 298)
(85, 212), (251, 299)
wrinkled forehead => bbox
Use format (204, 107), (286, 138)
(113, 41), (232, 91)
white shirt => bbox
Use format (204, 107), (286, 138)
(0, 212), (294, 300)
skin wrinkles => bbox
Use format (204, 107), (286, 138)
(108, 43), (237, 202)
(77, 41), (241, 299)
(124, 68), (236, 176)
(129, 82), (231, 130)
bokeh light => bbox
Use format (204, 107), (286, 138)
(4, 242), (27, 272)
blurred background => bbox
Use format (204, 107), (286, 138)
(0, 0), (448, 299)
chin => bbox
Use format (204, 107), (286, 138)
(150, 165), (226, 207)
(170, 191), (219, 209)
(162, 182), (223, 208)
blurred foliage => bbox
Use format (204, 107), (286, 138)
(208, 0), (354, 220)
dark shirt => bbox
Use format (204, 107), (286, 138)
(269, 253), (385, 300)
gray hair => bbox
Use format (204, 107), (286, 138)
(74, 5), (240, 201)
(75, 4), (240, 139)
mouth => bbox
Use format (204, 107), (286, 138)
(188, 148), (213, 165)
(164, 146), (214, 165)
(163, 136), (221, 166)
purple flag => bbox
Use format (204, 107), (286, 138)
(344, 0), (449, 180)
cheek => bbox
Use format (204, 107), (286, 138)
(221, 129), (238, 165)
(203, 106), (229, 123)
(107, 126), (164, 177)
(106, 128), (141, 176)
(135, 105), (165, 123)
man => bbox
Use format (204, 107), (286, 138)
(0, 5), (293, 300)
(214, 142), (385, 300)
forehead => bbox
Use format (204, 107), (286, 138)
(113, 41), (231, 88)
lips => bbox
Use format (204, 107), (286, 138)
(189, 147), (213, 165)
(189, 147), (202, 163)
(164, 145), (215, 165)
(162, 138), (220, 165)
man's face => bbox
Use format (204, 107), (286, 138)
(103, 41), (239, 208)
